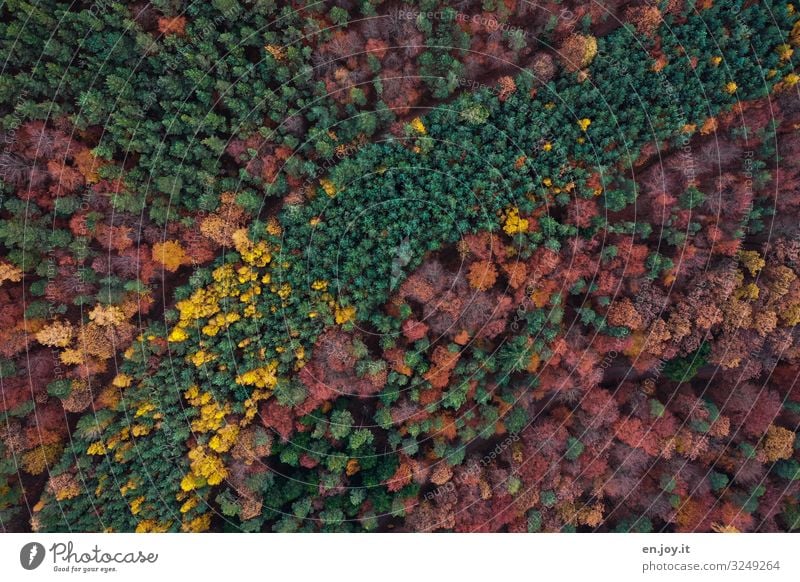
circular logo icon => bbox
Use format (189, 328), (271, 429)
(20, 542), (46, 570)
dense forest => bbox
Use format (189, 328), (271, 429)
(1, 0), (800, 532)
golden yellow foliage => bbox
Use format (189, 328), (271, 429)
(35, 320), (73, 347)
(60, 348), (85, 365)
(232, 229), (272, 267)
(780, 303), (800, 326)
(734, 283), (760, 301)
(22, 444), (63, 475)
(0, 261), (22, 286)
(87, 441), (107, 456)
(275, 283), (292, 300)
(187, 445), (227, 486)
(235, 362), (278, 389)
(764, 425), (795, 462)
(181, 513), (212, 532)
(192, 400), (228, 433)
(503, 206), (529, 235)
(152, 240), (187, 272)
(738, 250), (765, 276)
(130, 424), (151, 437)
(209, 425), (240, 453)
(129, 496), (145, 515)
(135, 519), (172, 533)
(335, 304), (356, 324)
(242, 389), (271, 424)
(189, 350), (216, 367)
(135, 402), (156, 418)
(320, 177), (338, 197)
(112, 373), (132, 388)
(48, 473), (81, 501)
(180, 497), (200, 514)
(89, 304), (126, 327)
(409, 117), (427, 134)
(265, 217), (282, 236)
(784, 72), (800, 88)
(119, 479), (138, 496)
(776, 43), (794, 60)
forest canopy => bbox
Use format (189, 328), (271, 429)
(1, 0), (800, 533)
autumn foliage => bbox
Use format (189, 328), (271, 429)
(1, 0), (799, 535)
